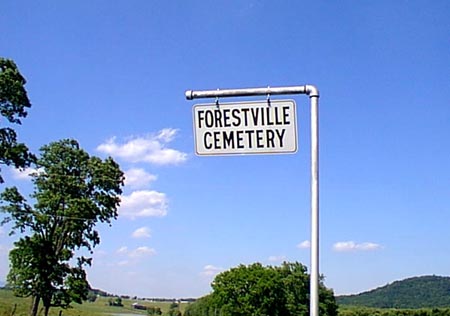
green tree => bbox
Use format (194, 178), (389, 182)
(212, 263), (287, 316)
(184, 295), (218, 316)
(0, 139), (124, 316)
(276, 262), (310, 316)
(108, 297), (123, 307)
(148, 306), (162, 315)
(86, 292), (97, 302)
(0, 57), (34, 182)
(185, 262), (337, 316)
(168, 302), (181, 316)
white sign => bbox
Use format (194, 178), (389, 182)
(193, 99), (297, 155)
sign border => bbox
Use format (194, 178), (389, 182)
(192, 99), (298, 156)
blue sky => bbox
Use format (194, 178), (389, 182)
(0, 1), (449, 298)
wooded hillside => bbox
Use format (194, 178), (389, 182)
(337, 275), (450, 308)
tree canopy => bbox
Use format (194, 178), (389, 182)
(0, 57), (34, 182)
(337, 275), (450, 309)
(0, 139), (124, 316)
(184, 262), (338, 316)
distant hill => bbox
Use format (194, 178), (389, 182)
(337, 275), (450, 308)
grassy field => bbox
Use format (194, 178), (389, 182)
(0, 289), (189, 316)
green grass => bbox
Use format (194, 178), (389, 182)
(0, 289), (189, 316)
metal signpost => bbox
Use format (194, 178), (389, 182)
(185, 85), (320, 316)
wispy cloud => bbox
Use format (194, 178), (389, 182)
(97, 129), (187, 165)
(116, 246), (128, 254)
(124, 168), (157, 189)
(116, 246), (156, 259)
(268, 255), (286, 263)
(333, 241), (382, 252)
(201, 265), (224, 278)
(132, 227), (151, 239)
(129, 246), (156, 258)
(117, 260), (130, 266)
(10, 167), (44, 180)
(297, 240), (311, 249)
(120, 190), (168, 219)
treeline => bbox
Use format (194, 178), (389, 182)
(339, 307), (450, 316)
(184, 302), (450, 316)
(337, 276), (450, 308)
(89, 288), (196, 303)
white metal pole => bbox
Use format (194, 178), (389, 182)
(310, 93), (319, 316)
(185, 84), (320, 316)
(185, 85), (308, 100)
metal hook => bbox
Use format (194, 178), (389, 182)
(215, 89), (220, 107)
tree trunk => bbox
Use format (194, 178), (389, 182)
(44, 305), (50, 316)
(42, 297), (51, 316)
(29, 295), (40, 316)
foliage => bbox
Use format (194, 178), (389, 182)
(339, 306), (450, 316)
(0, 139), (124, 316)
(184, 295), (217, 316)
(147, 306), (163, 315)
(1, 289), (191, 316)
(85, 292), (97, 303)
(108, 297), (124, 307)
(184, 262), (338, 316)
(337, 275), (450, 308)
(168, 302), (182, 316)
(0, 57), (34, 182)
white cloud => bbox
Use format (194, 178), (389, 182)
(10, 167), (44, 180)
(297, 240), (311, 249)
(132, 227), (151, 239)
(116, 246), (128, 254)
(97, 129), (188, 165)
(117, 260), (130, 266)
(124, 168), (157, 189)
(116, 246), (156, 259)
(156, 128), (178, 142)
(120, 190), (168, 219)
(268, 255), (286, 263)
(333, 241), (382, 252)
(129, 246), (156, 258)
(201, 265), (224, 278)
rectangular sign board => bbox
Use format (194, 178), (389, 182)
(193, 99), (297, 156)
